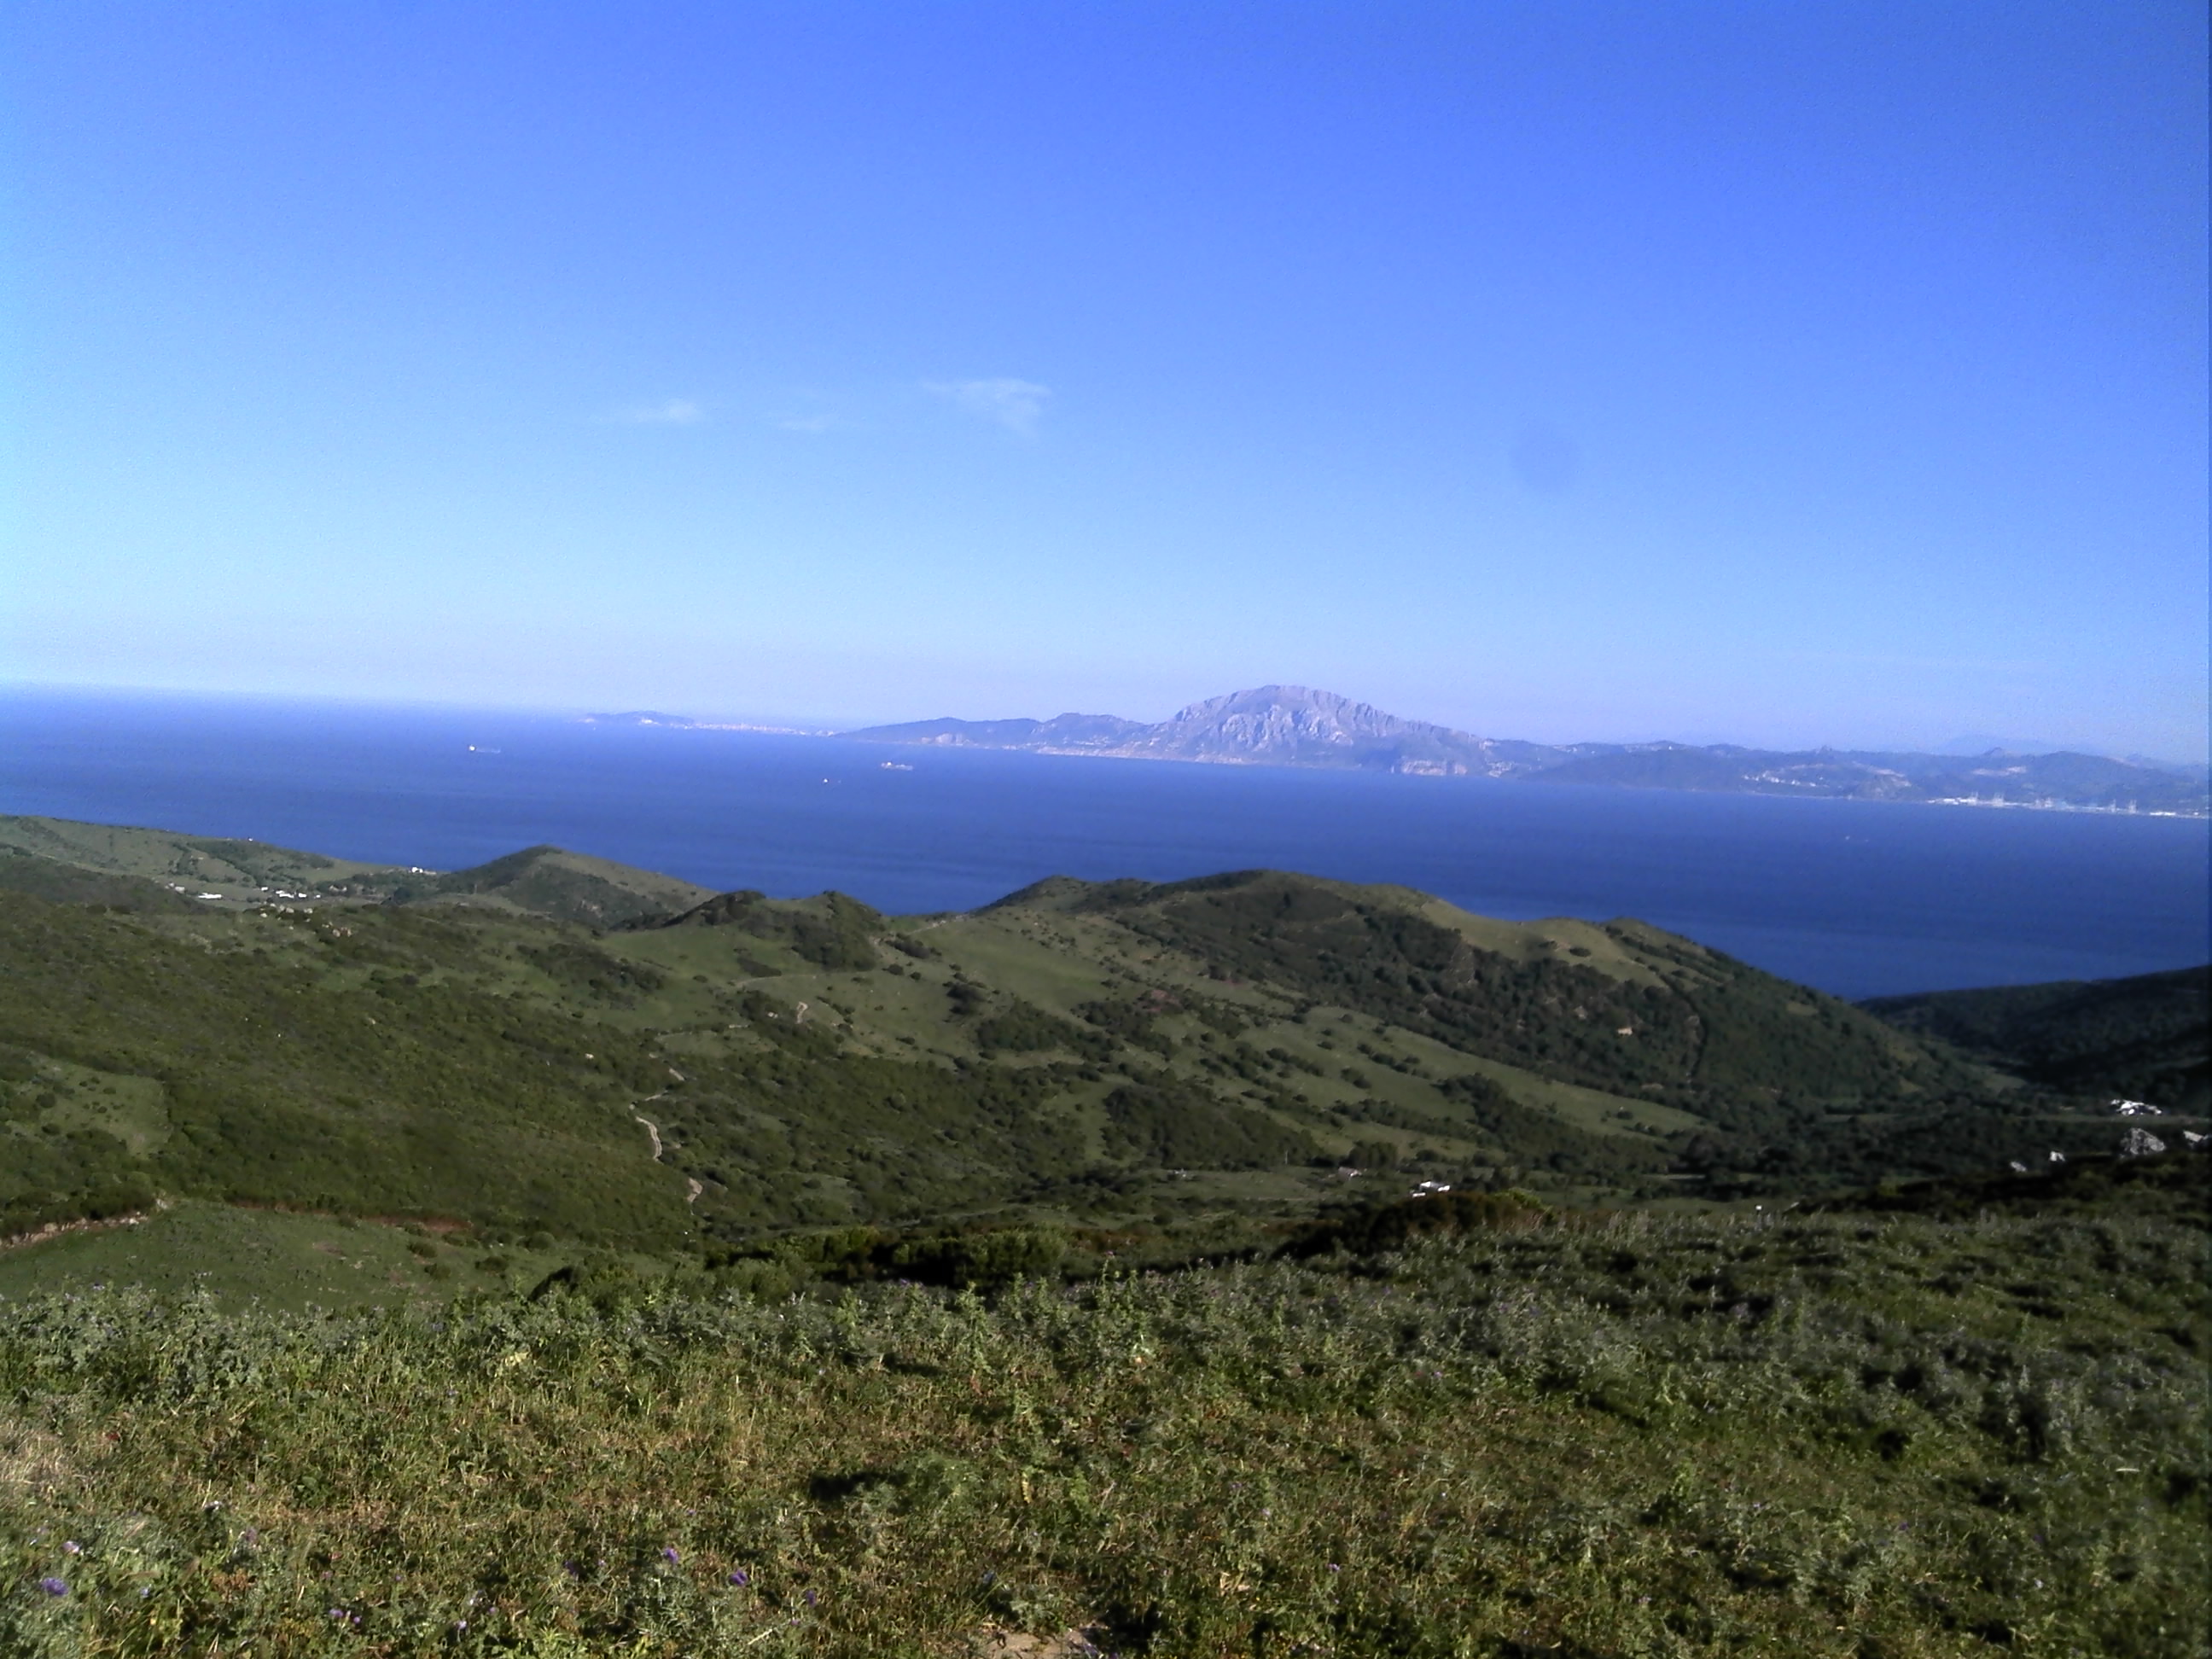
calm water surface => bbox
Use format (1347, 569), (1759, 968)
(3, 690), (2203, 998)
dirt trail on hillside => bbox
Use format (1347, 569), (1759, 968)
(632, 1090), (667, 1158)
(631, 1091), (700, 1203)
(1, 1213), (149, 1254)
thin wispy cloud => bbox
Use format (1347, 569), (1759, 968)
(609, 398), (707, 426)
(770, 394), (853, 435)
(925, 377), (1051, 436)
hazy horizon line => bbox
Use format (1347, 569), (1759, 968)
(7, 678), (2203, 772)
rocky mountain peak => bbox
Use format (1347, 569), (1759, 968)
(1163, 685), (1464, 747)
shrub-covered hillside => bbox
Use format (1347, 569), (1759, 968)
(0, 819), (2189, 1248)
(1864, 966), (2209, 1111)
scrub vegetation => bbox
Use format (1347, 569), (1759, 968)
(0, 818), (2205, 1654)
(1865, 968), (2210, 1113)
(6, 822), (2192, 1249)
(1, 1179), (2204, 1657)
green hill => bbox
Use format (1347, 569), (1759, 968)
(0, 818), (2174, 1255)
(0, 813), (403, 899)
(387, 843), (718, 927)
(0, 816), (710, 927)
(0, 847), (198, 913)
(1863, 965), (2209, 1109)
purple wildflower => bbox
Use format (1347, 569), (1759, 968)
(38, 1578), (67, 1597)
(661, 1547), (680, 1564)
(728, 1569), (749, 1586)
(804, 1589), (818, 1606)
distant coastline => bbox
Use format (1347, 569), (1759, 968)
(585, 686), (2210, 818)
(579, 711), (830, 737)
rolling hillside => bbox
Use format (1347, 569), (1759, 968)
(0, 816), (2168, 1251)
(0, 815), (715, 924)
(1864, 965), (2210, 1110)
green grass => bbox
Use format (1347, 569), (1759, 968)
(0, 1202), (606, 1314)
(0, 1199), (2203, 1656)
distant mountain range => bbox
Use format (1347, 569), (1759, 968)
(830, 685), (2209, 815)
(837, 687), (1563, 777)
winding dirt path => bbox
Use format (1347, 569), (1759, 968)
(631, 1088), (667, 1155)
(632, 1079), (707, 1212)
(630, 1091), (697, 1202)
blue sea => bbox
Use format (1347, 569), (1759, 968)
(3, 688), (2204, 999)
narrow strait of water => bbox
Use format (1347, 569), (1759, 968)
(3, 689), (2203, 1000)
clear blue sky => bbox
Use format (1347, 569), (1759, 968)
(5, 1), (2205, 756)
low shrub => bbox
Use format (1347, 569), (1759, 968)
(0, 1207), (2203, 1655)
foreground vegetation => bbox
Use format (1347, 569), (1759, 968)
(2, 1185), (2205, 1657)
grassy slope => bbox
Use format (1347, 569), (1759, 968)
(1864, 966), (2210, 1111)
(0, 850), (199, 914)
(0, 893), (693, 1244)
(0, 1202), (597, 1313)
(0, 816), (717, 927)
(0, 1195), (2203, 1656)
(0, 816), (400, 894)
(0, 820), (2179, 1260)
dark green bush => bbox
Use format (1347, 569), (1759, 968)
(1102, 1083), (1316, 1168)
